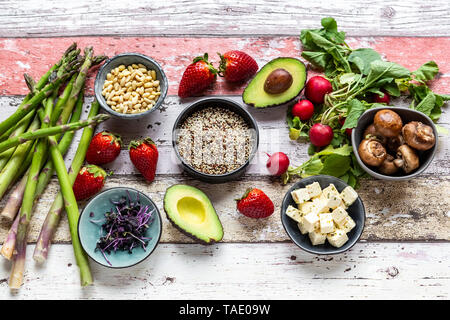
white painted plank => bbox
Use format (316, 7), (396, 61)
(0, 243), (448, 299)
(1, 1), (450, 37)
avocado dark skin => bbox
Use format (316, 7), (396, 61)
(164, 211), (220, 245)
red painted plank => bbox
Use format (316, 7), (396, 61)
(0, 37), (448, 96)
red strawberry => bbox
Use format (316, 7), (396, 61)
(218, 50), (258, 82)
(86, 131), (122, 165)
(178, 53), (218, 98)
(129, 138), (158, 182)
(236, 188), (274, 219)
(73, 165), (108, 201)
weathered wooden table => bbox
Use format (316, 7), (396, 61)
(0, 1), (449, 299)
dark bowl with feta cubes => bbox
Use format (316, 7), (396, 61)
(280, 175), (365, 255)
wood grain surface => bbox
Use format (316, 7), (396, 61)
(0, 0), (449, 299)
(1, 1), (450, 37)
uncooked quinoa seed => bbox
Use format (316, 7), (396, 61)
(176, 107), (255, 175)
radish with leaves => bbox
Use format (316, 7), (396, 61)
(304, 76), (333, 104)
(373, 90), (390, 104)
(266, 152), (290, 176)
(292, 100), (315, 121)
(309, 123), (333, 147)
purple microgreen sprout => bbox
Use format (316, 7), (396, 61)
(93, 192), (155, 264)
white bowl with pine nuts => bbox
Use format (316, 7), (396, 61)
(94, 53), (168, 118)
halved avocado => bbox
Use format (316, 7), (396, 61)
(164, 184), (224, 244)
(243, 57), (307, 108)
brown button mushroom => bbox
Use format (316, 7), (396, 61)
(379, 154), (399, 175)
(402, 121), (436, 151)
(386, 134), (405, 154)
(363, 123), (387, 145)
(394, 144), (420, 174)
(358, 138), (387, 167)
(373, 109), (403, 138)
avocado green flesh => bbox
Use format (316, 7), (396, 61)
(164, 184), (224, 244)
(243, 58), (307, 108)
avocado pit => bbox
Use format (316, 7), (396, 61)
(264, 68), (293, 94)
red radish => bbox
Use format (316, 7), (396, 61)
(339, 117), (353, 136)
(266, 152), (290, 176)
(309, 123), (334, 147)
(373, 90), (390, 104)
(304, 76), (333, 104)
(292, 99), (315, 121)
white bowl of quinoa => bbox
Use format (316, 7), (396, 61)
(172, 98), (259, 183)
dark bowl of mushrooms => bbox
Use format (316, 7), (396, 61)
(352, 107), (438, 180)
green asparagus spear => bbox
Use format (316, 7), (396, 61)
(48, 106), (98, 286)
(33, 100), (98, 262)
(0, 71), (75, 137)
(0, 114), (109, 154)
(0, 118), (40, 200)
(8, 88), (57, 289)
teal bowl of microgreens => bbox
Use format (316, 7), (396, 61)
(94, 53), (168, 119)
(78, 187), (162, 268)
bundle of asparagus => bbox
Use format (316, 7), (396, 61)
(0, 43), (109, 289)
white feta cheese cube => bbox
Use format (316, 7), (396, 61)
(331, 207), (349, 224)
(312, 196), (323, 206)
(327, 229), (349, 248)
(297, 220), (309, 235)
(298, 201), (315, 215)
(338, 216), (356, 233)
(340, 186), (358, 207)
(322, 184), (340, 198)
(338, 200), (348, 210)
(319, 213), (335, 234)
(306, 182), (322, 198)
(291, 188), (310, 204)
(308, 228), (327, 245)
(323, 192), (342, 210)
(285, 205), (303, 223)
(312, 199), (330, 214)
(302, 212), (320, 233)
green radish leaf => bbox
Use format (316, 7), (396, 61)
(317, 144), (353, 157)
(438, 94), (450, 101)
(412, 61), (439, 82)
(302, 158), (324, 176)
(366, 61), (410, 87)
(307, 144), (316, 156)
(321, 17), (338, 32)
(384, 81), (401, 97)
(321, 18), (346, 43)
(339, 173), (349, 183)
(339, 73), (360, 85)
(342, 99), (367, 130)
(348, 48), (381, 75)
(301, 51), (330, 69)
(346, 172), (357, 188)
(415, 92), (436, 116)
(319, 154), (351, 177)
